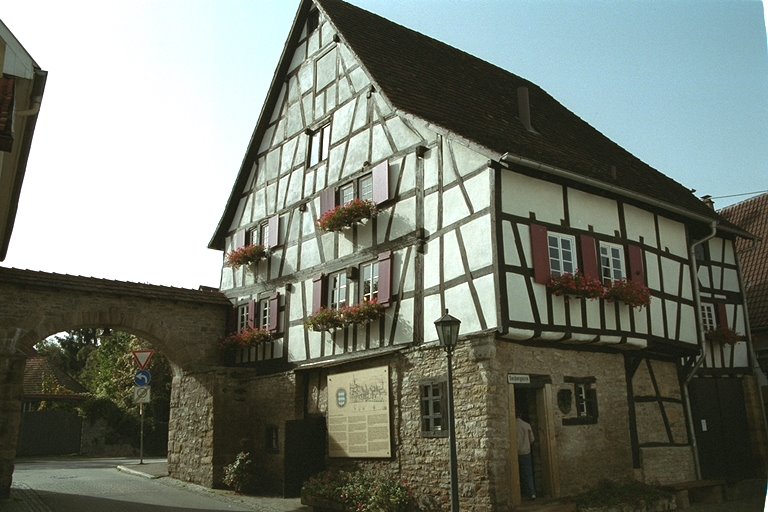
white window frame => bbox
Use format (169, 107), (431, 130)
(260, 222), (270, 248)
(701, 303), (717, 332)
(339, 183), (355, 205)
(328, 271), (348, 310)
(258, 298), (270, 330)
(359, 174), (374, 202)
(600, 242), (626, 283)
(361, 260), (380, 302)
(308, 124), (331, 167)
(575, 383), (589, 417)
(237, 304), (249, 332)
(547, 233), (577, 277)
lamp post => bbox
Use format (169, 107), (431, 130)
(434, 310), (461, 512)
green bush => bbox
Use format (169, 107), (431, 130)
(302, 468), (417, 512)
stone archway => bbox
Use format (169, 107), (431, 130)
(0, 267), (232, 497)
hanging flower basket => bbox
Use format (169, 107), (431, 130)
(547, 272), (604, 300)
(339, 300), (385, 324)
(305, 308), (344, 332)
(705, 326), (740, 345)
(225, 244), (268, 269)
(316, 199), (378, 232)
(603, 279), (651, 309)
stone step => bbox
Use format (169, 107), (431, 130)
(515, 499), (577, 512)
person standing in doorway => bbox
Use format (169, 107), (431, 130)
(517, 415), (536, 499)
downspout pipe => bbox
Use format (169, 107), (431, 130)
(684, 220), (718, 480)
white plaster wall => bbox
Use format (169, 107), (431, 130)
(624, 204), (658, 247)
(500, 172), (564, 224)
(568, 188), (619, 235)
(657, 217), (687, 258)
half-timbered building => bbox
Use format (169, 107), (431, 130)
(207, 0), (765, 507)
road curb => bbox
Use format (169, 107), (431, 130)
(116, 465), (162, 479)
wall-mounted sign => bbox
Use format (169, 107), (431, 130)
(327, 366), (391, 458)
(507, 374), (531, 384)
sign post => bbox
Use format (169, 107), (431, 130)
(132, 349), (154, 465)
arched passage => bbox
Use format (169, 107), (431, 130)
(0, 267), (232, 497)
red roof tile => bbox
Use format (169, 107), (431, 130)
(23, 355), (88, 400)
(719, 193), (768, 330)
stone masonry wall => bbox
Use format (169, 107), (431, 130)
(0, 354), (25, 499)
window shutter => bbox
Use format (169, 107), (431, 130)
(268, 293), (280, 333)
(234, 229), (246, 249)
(372, 161), (390, 205)
(627, 244), (645, 285)
(716, 303), (729, 329)
(312, 275), (327, 313)
(320, 188), (336, 216)
(586, 388), (599, 419)
(580, 235), (600, 280)
(226, 307), (238, 335)
(247, 300), (257, 329)
(530, 224), (550, 284)
(377, 251), (392, 306)
(268, 215), (280, 249)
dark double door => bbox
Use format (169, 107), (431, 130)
(283, 417), (326, 497)
(688, 377), (758, 480)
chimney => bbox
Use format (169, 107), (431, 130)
(517, 86), (535, 132)
(701, 195), (715, 209)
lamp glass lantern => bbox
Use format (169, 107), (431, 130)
(434, 311), (461, 352)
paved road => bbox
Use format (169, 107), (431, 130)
(8, 457), (253, 511)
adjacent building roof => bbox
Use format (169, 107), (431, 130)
(210, 0), (727, 249)
(23, 353), (88, 401)
(719, 193), (768, 331)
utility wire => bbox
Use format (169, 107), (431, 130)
(711, 190), (768, 200)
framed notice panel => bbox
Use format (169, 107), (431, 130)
(327, 366), (391, 458)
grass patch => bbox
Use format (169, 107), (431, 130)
(575, 480), (673, 510)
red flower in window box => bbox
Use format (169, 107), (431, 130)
(339, 300), (385, 325)
(222, 327), (273, 348)
(305, 308), (344, 332)
(705, 326), (740, 345)
(547, 272), (604, 300)
(225, 244), (268, 269)
(603, 279), (651, 309)
(316, 199), (377, 232)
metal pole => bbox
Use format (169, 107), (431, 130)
(446, 348), (459, 512)
(140, 403), (144, 465)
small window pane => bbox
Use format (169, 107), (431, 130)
(359, 175), (373, 201)
(340, 184), (354, 205)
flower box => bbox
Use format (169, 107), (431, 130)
(603, 279), (651, 309)
(547, 272), (604, 300)
(339, 300), (385, 324)
(705, 326), (740, 345)
(225, 244), (268, 269)
(306, 308), (344, 332)
(317, 199), (377, 232)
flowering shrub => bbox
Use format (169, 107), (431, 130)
(302, 468), (417, 512)
(306, 308), (344, 331)
(547, 272), (604, 300)
(340, 300), (385, 324)
(225, 244), (268, 269)
(705, 326), (740, 345)
(223, 327), (273, 347)
(223, 451), (257, 494)
(603, 279), (651, 309)
(317, 199), (377, 232)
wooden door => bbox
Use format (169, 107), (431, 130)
(689, 377), (756, 479)
(283, 417), (326, 497)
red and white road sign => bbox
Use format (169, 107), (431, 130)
(132, 350), (155, 370)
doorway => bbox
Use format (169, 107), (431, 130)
(507, 377), (559, 507)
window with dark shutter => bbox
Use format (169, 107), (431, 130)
(268, 293), (280, 333)
(312, 275), (327, 313)
(716, 303), (728, 329)
(563, 376), (598, 425)
(579, 235), (600, 280)
(530, 224), (550, 284)
(627, 244), (645, 285)
(377, 251), (392, 306)
(420, 379), (448, 438)
(247, 300), (257, 329)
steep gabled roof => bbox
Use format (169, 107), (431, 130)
(719, 193), (768, 330)
(23, 354), (88, 400)
(210, 0), (722, 250)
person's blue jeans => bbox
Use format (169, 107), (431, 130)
(518, 453), (535, 498)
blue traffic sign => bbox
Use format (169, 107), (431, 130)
(135, 370), (151, 387)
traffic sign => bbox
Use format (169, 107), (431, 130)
(132, 350), (155, 370)
(135, 370), (151, 387)
(133, 386), (151, 404)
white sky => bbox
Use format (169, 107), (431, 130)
(2, 0), (767, 289)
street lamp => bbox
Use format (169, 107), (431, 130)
(434, 310), (461, 512)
